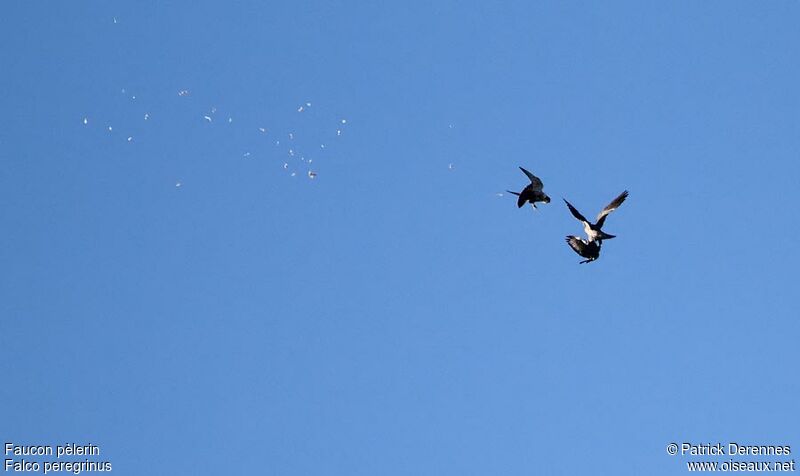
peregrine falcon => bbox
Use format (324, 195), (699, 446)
(507, 167), (551, 209)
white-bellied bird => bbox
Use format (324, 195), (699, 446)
(563, 190), (628, 242)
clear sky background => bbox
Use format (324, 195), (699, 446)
(2, 1), (799, 474)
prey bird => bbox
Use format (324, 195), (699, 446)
(507, 167), (550, 209)
(563, 190), (629, 242)
(565, 235), (602, 264)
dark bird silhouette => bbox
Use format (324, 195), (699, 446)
(507, 167), (550, 209)
(565, 235), (602, 264)
(563, 190), (628, 242)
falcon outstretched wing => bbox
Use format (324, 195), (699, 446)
(519, 167), (544, 192)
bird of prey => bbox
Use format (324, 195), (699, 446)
(565, 235), (602, 264)
(507, 167), (551, 209)
(563, 190), (629, 242)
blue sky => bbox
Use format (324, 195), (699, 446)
(2, 1), (798, 474)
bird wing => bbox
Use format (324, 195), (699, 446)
(563, 199), (589, 224)
(506, 189), (525, 208)
(595, 190), (629, 227)
(519, 167), (544, 191)
(517, 187), (534, 207)
(565, 235), (586, 255)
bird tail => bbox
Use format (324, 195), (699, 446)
(506, 190), (520, 196)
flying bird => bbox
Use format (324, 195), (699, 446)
(565, 235), (602, 264)
(563, 190), (629, 242)
(507, 167), (550, 209)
